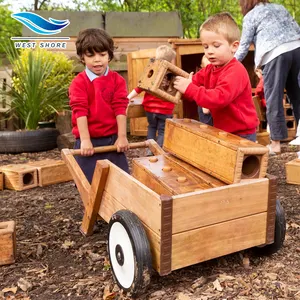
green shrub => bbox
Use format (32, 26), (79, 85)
(4, 46), (75, 130)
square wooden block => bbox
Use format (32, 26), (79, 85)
(0, 221), (16, 265)
(25, 159), (73, 187)
(137, 58), (189, 104)
(286, 158), (300, 185)
(0, 164), (38, 191)
(163, 119), (269, 184)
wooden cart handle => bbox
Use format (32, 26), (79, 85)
(70, 141), (149, 156)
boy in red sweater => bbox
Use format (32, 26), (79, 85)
(127, 45), (176, 150)
(69, 28), (129, 183)
(174, 12), (259, 142)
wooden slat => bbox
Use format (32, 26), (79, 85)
(171, 213), (267, 271)
(80, 161), (110, 236)
(172, 178), (269, 234)
(61, 149), (90, 207)
(100, 161), (162, 235)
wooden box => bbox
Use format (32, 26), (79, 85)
(25, 159), (73, 187)
(284, 104), (293, 118)
(0, 171), (3, 191)
(0, 221), (16, 265)
(132, 154), (226, 196)
(286, 158), (300, 185)
(163, 118), (269, 184)
(137, 58), (189, 104)
(0, 164), (38, 191)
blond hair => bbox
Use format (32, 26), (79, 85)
(200, 12), (240, 44)
(155, 45), (176, 62)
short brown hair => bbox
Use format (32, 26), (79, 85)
(200, 12), (241, 44)
(155, 45), (176, 62)
(239, 0), (269, 16)
(76, 28), (114, 61)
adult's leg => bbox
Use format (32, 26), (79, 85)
(263, 52), (292, 151)
(156, 114), (173, 147)
(285, 47), (300, 127)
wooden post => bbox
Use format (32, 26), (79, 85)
(80, 161), (110, 236)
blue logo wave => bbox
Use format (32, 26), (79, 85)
(11, 12), (70, 35)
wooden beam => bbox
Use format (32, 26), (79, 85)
(80, 161), (110, 236)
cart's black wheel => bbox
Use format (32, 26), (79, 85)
(255, 199), (286, 255)
(108, 210), (152, 297)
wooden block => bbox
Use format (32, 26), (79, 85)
(257, 131), (270, 146)
(163, 119), (269, 184)
(25, 159), (73, 187)
(127, 96), (146, 118)
(0, 221), (16, 265)
(132, 154), (218, 196)
(137, 58), (189, 104)
(0, 164), (38, 191)
(286, 116), (296, 130)
(0, 171), (3, 191)
(284, 104), (293, 118)
(286, 158), (300, 185)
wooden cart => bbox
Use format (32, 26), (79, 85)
(61, 119), (286, 297)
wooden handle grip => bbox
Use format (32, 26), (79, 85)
(70, 141), (149, 156)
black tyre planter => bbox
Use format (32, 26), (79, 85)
(0, 128), (59, 153)
(108, 210), (152, 297)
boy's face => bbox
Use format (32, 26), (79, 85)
(82, 50), (109, 76)
(200, 30), (239, 67)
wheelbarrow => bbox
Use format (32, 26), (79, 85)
(61, 131), (286, 297)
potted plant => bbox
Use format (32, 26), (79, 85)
(0, 45), (75, 153)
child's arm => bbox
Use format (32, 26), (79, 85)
(76, 116), (94, 156)
(115, 115), (129, 152)
(174, 64), (248, 109)
(202, 108), (210, 114)
(127, 89), (139, 100)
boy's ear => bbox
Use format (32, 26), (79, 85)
(231, 40), (240, 53)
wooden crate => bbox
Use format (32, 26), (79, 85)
(25, 159), (73, 187)
(0, 171), (3, 191)
(286, 158), (300, 185)
(132, 154), (226, 196)
(163, 118), (269, 184)
(0, 221), (16, 265)
(137, 58), (189, 104)
(0, 164), (38, 191)
(284, 104), (294, 118)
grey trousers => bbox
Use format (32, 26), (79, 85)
(263, 47), (300, 140)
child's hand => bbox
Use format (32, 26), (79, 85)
(173, 72), (193, 94)
(80, 139), (94, 156)
(202, 108), (210, 114)
(115, 136), (129, 152)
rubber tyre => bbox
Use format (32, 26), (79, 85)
(0, 128), (59, 153)
(108, 210), (152, 297)
(255, 199), (286, 255)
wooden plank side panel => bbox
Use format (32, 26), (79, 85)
(100, 191), (161, 272)
(164, 122), (237, 183)
(171, 213), (267, 271)
(101, 162), (162, 235)
(172, 178), (269, 233)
